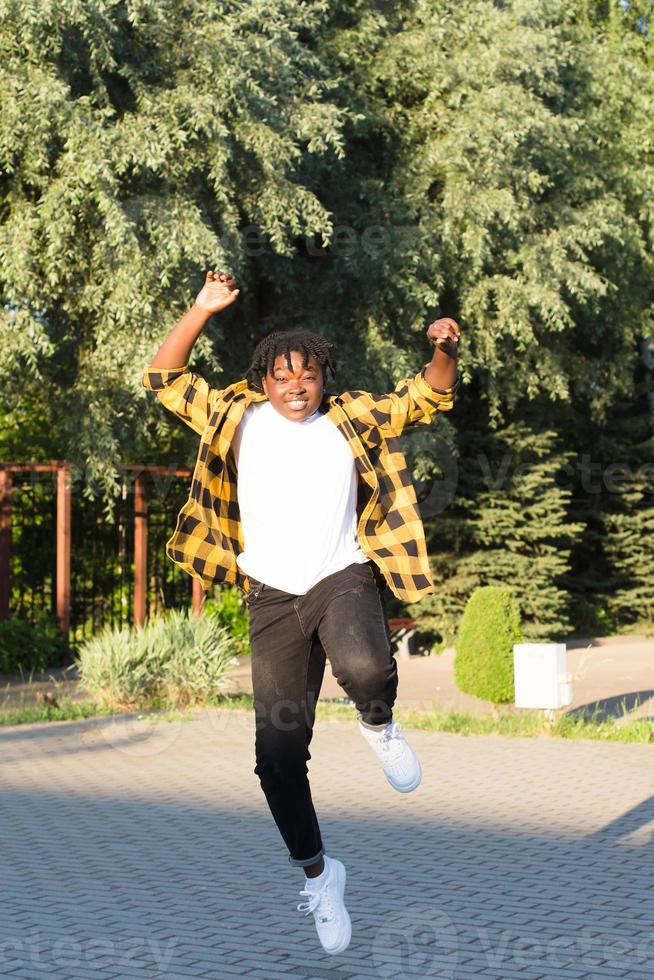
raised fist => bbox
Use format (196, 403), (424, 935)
(426, 317), (460, 356)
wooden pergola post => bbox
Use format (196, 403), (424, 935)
(134, 471), (148, 627)
(192, 577), (206, 617)
(56, 462), (71, 646)
(0, 469), (12, 621)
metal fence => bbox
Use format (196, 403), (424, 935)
(1, 460), (423, 667)
(0, 462), (202, 653)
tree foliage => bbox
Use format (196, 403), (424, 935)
(327, 0), (654, 421)
(0, 0), (345, 502)
(1, 0), (652, 636)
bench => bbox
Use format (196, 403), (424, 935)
(387, 617), (418, 660)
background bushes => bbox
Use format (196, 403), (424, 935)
(0, 613), (69, 677)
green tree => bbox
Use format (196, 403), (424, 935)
(413, 421), (585, 640)
(2, 0), (652, 639)
(345, 0), (654, 422)
(592, 372), (654, 630)
(603, 472), (654, 630)
(314, 0), (653, 634)
(0, 0), (345, 511)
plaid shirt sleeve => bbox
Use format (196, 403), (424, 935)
(142, 363), (220, 435)
(341, 363), (461, 437)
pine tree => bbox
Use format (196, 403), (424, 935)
(413, 421), (585, 641)
(595, 368), (654, 630)
(603, 474), (654, 630)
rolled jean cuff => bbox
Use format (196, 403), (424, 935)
(288, 846), (325, 868)
(358, 711), (392, 731)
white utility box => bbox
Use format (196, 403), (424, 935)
(513, 643), (573, 709)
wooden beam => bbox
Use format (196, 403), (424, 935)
(55, 463), (71, 645)
(134, 472), (148, 627)
(0, 469), (12, 620)
(192, 576), (206, 617)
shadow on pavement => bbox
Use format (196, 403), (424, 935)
(1, 776), (653, 977)
(587, 793), (654, 845)
(566, 689), (654, 723)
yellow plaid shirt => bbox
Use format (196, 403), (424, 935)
(142, 361), (461, 603)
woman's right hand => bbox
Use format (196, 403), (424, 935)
(194, 269), (240, 313)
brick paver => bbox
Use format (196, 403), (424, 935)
(0, 710), (653, 979)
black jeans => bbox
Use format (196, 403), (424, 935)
(246, 559), (398, 868)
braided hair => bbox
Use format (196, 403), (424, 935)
(246, 330), (337, 392)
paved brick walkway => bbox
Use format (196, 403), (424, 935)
(1, 710), (653, 980)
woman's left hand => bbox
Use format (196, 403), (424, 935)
(426, 317), (461, 355)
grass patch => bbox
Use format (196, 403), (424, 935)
(1, 690), (652, 743)
(207, 695), (654, 743)
(0, 696), (111, 727)
(391, 706), (654, 743)
(206, 695), (653, 743)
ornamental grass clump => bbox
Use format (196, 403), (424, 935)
(76, 609), (239, 710)
(454, 586), (523, 704)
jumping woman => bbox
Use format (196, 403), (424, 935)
(143, 270), (461, 955)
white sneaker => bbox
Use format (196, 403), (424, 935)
(296, 854), (352, 954)
(359, 719), (422, 793)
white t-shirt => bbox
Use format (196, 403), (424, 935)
(230, 400), (369, 594)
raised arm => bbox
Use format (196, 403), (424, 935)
(424, 316), (460, 389)
(150, 270), (239, 368)
(340, 317), (462, 438)
(143, 270), (239, 434)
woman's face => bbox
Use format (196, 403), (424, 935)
(262, 351), (325, 422)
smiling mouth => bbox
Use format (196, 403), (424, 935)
(287, 400), (308, 410)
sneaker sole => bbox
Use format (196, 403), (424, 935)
(385, 757), (422, 793)
(321, 861), (352, 955)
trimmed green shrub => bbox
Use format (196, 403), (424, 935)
(204, 585), (250, 655)
(75, 608), (238, 709)
(0, 613), (69, 677)
(454, 586), (522, 703)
